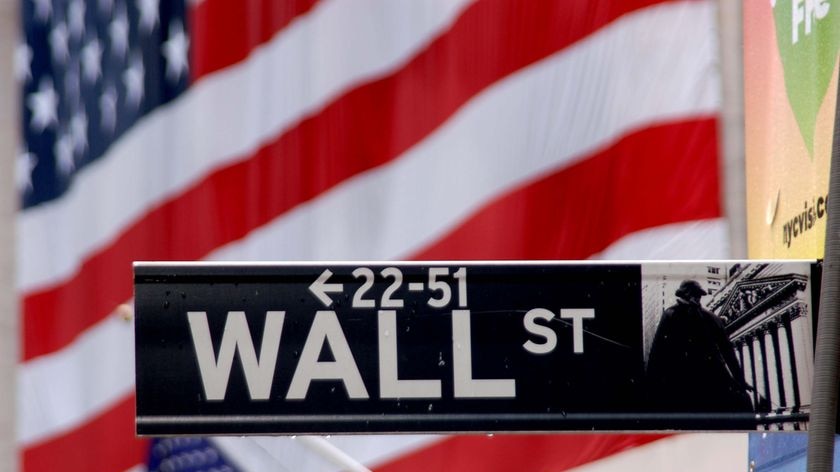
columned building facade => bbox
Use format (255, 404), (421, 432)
(707, 263), (813, 430)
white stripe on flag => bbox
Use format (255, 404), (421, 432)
(567, 433), (748, 472)
(214, 435), (444, 472)
(18, 310), (135, 446)
(589, 219), (730, 260)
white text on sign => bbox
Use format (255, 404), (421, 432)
(187, 267), (595, 402)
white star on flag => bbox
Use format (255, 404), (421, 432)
(82, 38), (103, 83)
(70, 110), (89, 155)
(109, 9), (130, 59)
(27, 77), (58, 132)
(54, 132), (76, 176)
(137, 0), (160, 34)
(16, 150), (37, 193)
(124, 54), (145, 108)
(68, 0), (86, 40)
(162, 21), (189, 82)
(49, 22), (69, 64)
(99, 85), (118, 132)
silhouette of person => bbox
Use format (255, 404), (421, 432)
(646, 280), (753, 413)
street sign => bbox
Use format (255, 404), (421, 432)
(134, 261), (820, 435)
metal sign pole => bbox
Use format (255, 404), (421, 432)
(807, 60), (840, 472)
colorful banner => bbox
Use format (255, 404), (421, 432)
(745, 0), (840, 258)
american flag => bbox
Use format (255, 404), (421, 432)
(17, 0), (734, 471)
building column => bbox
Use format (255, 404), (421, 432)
(752, 335), (767, 413)
(763, 327), (780, 413)
(789, 310), (814, 406)
(769, 322), (787, 409)
(777, 322), (796, 410)
(756, 329), (773, 409)
(782, 314), (802, 408)
(744, 335), (759, 408)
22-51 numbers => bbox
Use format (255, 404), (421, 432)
(350, 267), (467, 309)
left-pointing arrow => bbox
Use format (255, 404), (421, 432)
(309, 269), (344, 307)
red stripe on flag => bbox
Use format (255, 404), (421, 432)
(23, 0), (673, 361)
(22, 395), (149, 472)
(190, 0), (320, 80)
(373, 434), (670, 472)
(188, 0), (669, 83)
(411, 117), (721, 260)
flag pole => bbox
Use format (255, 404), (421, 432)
(0, 1), (19, 470)
(807, 59), (840, 472)
(716, 0), (747, 259)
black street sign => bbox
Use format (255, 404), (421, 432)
(134, 261), (820, 435)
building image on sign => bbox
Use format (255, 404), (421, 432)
(705, 262), (814, 430)
(641, 262), (814, 429)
